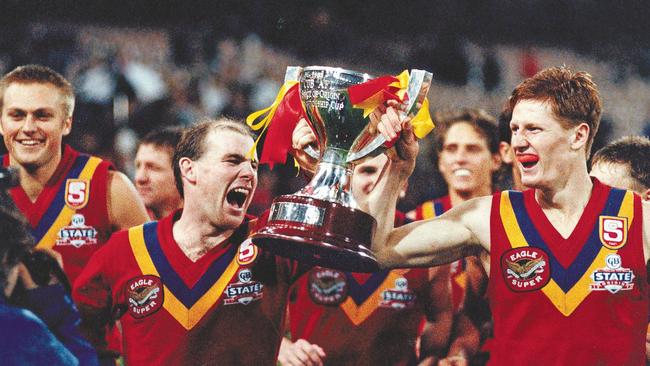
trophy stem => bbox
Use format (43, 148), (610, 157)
(298, 149), (356, 207)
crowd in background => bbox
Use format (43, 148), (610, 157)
(2, 17), (650, 214)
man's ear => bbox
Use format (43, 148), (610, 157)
(178, 157), (196, 186)
(570, 123), (590, 151)
(62, 116), (72, 136)
(499, 141), (513, 164)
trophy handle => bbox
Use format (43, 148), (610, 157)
(285, 66), (322, 160)
(345, 70), (433, 163)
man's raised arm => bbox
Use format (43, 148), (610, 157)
(367, 112), (491, 269)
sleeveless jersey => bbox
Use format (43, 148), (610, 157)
(288, 211), (440, 365)
(488, 180), (647, 365)
(3, 145), (113, 284)
(73, 211), (302, 366)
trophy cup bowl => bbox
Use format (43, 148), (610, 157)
(251, 66), (432, 272)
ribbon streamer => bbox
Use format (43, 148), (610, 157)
(246, 81), (306, 169)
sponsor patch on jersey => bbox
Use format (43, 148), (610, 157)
(56, 214), (98, 248)
(65, 179), (90, 209)
(379, 276), (416, 309)
(224, 269), (264, 305)
(236, 239), (259, 265)
(308, 268), (348, 306)
(599, 216), (628, 249)
(127, 275), (164, 318)
(501, 247), (550, 292)
(590, 254), (635, 294)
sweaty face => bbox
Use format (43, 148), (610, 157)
(590, 161), (640, 193)
(135, 144), (180, 213)
(510, 100), (576, 189)
(352, 154), (388, 204)
(191, 129), (258, 230)
(0, 83), (71, 172)
(438, 122), (499, 196)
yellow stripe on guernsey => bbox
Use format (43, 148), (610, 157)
(339, 269), (409, 326)
(128, 225), (240, 330)
(36, 156), (102, 250)
(421, 201), (436, 220)
(499, 191), (635, 316)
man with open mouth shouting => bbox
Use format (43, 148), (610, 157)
(368, 66), (650, 365)
(74, 119), (307, 365)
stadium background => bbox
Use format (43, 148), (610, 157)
(3, 0), (650, 213)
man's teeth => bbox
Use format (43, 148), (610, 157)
(19, 140), (40, 146)
(453, 169), (471, 177)
(233, 188), (248, 195)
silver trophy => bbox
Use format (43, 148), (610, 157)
(252, 66), (432, 272)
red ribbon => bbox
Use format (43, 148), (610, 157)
(259, 83), (306, 169)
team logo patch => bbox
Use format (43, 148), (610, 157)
(590, 254), (635, 294)
(236, 239), (259, 265)
(224, 269), (264, 305)
(127, 275), (164, 319)
(308, 268), (348, 306)
(65, 179), (89, 209)
(501, 247), (550, 292)
(379, 277), (416, 310)
(56, 214), (98, 248)
(599, 216), (628, 249)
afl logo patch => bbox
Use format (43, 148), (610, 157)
(308, 268), (348, 306)
(501, 247), (550, 292)
(65, 179), (89, 209)
(56, 214), (98, 248)
(236, 239), (259, 265)
(127, 275), (163, 319)
(599, 216), (628, 249)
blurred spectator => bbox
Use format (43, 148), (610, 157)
(0, 200), (98, 366)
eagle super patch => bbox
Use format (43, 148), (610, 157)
(590, 254), (635, 294)
(308, 268), (348, 306)
(127, 275), (163, 318)
(65, 179), (89, 209)
(379, 277), (416, 310)
(501, 247), (550, 292)
(224, 269), (264, 305)
(599, 216), (628, 249)
(56, 214), (98, 248)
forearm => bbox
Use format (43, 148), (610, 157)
(367, 163), (409, 267)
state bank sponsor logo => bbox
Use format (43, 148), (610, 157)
(501, 247), (550, 292)
(599, 216), (628, 249)
(590, 254), (635, 294)
(380, 276), (416, 310)
(308, 268), (348, 306)
(224, 269), (264, 305)
(56, 214), (98, 248)
(127, 275), (163, 318)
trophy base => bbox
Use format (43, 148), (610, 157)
(251, 195), (380, 272)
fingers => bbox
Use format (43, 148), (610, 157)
(378, 106), (402, 141)
(279, 339), (325, 366)
(292, 118), (317, 150)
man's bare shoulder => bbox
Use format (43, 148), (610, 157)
(441, 195), (494, 251)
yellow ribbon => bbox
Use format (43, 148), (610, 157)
(411, 98), (434, 138)
(391, 70), (410, 100)
(245, 80), (299, 160)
